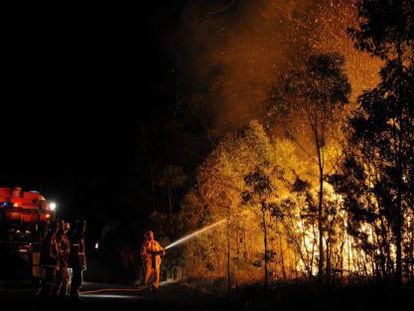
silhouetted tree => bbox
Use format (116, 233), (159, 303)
(348, 0), (414, 285)
(330, 154), (395, 280)
(158, 165), (187, 226)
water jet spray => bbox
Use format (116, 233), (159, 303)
(165, 219), (226, 250)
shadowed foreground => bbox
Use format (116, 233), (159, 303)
(228, 281), (414, 311)
(0, 281), (222, 311)
(1, 280), (413, 311)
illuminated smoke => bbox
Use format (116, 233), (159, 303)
(168, 0), (381, 133)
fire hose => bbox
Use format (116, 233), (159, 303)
(81, 219), (225, 295)
(81, 250), (166, 295)
(80, 287), (147, 295)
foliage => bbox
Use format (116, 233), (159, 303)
(158, 165), (187, 226)
(269, 52), (351, 282)
(350, 0), (413, 284)
(165, 0), (414, 290)
(177, 120), (359, 288)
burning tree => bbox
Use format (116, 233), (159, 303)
(241, 168), (279, 289)
(165, 0), (413, 290)
(177, 121), (274, 287)
(176, 119), (358, 287)
(269, 52), (351, 282)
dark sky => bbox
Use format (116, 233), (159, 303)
(1, 2), (184, 226)
(0, 0), (382, 252)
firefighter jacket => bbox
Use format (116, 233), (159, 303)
(69, 237), (87, 270)
(40, 232), (60, 269)
(59, 233), (71, 268)
(140, 240), (164, 268)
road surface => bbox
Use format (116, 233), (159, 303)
(0, 280), (225, 311)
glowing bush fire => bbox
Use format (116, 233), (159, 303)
(173, 121), (413, 286)
(152, 0), (414, 288)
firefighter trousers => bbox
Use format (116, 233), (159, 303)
(38, 267), (58, 300)
(143, 257), (161, 289)
(70, 268), (83, 298)
(55, 266), (70, 298)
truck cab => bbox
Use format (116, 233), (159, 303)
(0, 187), (55, 280)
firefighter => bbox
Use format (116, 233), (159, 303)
(55, 220), (71, 299)
(38, 221), (60, 300)
(69, 219), (87, 301)
(140, 230), (165, 291)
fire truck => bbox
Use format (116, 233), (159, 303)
(0, 187), (55, 279)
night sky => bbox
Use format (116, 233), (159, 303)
(1, 2), (184, 232)
(1, 0), (376, 237)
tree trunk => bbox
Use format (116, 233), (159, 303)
(310, 224), (317, 279)
(168, 187), (173, 226)
(227, 218), (231, 292)
(379, 217), (391, 278)
(395, 218), (403, 286)
(411, 232), (414, 282)
(347, 238), (351, 274)
(317, 156), (324, 281)
(279, 235), (286, 280)
(326, 239), (331, 284)
(311, 117), (325, 282)
(393, 118), (402, 286)
(339, 240), (344, 278)
(262, 201), (269, 290)
(394, 47), (404, 287)
(326, 217), (336, 283)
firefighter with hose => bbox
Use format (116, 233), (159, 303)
(140, 230), (165, 291)
(56, 219), (71, 298)
(38, 221), (60, 300)
(69, 219), (87, 301)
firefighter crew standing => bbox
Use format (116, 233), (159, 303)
(69, 219), (87, 300)
(55, 220), (71, 298)
(38, 221), (60, 300)
(140, 230), (165, 291)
